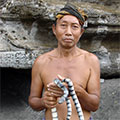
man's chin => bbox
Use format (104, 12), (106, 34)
(62, 44), (74, 49)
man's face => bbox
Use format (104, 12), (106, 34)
(53, 15), (84, 49)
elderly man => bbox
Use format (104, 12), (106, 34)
(29, 3), (100, 120)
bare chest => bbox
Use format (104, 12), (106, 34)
(41, 58), (90, 89)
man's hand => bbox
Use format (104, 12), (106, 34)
(43, 75), (65, 109)
(47, 75), (68, 98)
(43, 90), (57, 109)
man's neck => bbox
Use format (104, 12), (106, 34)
(56, 45), (79, 58)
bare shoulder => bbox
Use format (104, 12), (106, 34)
(87, 52), (99, 63)
(33, 50), (55, 67)
(80, 49), (100, 64)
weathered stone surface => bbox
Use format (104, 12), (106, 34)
(0, 49), (52, 68)
(0, 0), (120, 78)
(92, 78), (120, 120)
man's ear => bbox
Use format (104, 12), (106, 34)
(79, 27), (84, 39)
(52, 24), (56, 35)
(81, 28), (84, 35)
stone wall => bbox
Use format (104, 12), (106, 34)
(0, 0), (120, 78)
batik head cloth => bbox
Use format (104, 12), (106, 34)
(56, 3), (88, 25)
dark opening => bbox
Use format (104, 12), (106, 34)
(0, 68), (44, 120)
(1, 68), (31, 110)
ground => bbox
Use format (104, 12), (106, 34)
(92, 78), (120, 120)
(0, 78), (120, 120)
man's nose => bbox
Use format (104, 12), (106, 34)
(65, 26), (72, 36)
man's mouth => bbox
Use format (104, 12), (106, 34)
(63, 38), (73, 42)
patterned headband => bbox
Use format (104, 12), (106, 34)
(56, 3), (88, 25)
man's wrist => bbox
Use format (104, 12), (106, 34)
(40, 97), (46, 110)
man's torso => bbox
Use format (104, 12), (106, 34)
(39, 49), (92, 120)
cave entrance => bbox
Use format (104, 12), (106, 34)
(1, 68), (31, 110)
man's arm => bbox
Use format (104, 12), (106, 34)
(75, 54), (100, 112)
(28, 57), (45, 111)
(29, 56), (58, 111)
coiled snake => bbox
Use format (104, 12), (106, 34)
(51, 78), (84, 120)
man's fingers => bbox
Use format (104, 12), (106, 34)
(47, 87), (63, 97)
(48, 85), (61, 91)
(45, 101), (57, 108)
(57, 74), (65, 80)
(43, 91), (58, 109)
(47, 82), (55, 88)
(51, 91), (63, 97)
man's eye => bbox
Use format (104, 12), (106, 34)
(61, 24), (66, 27)
(72, 25), (79, 29)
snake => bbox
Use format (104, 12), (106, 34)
(51, 78), (84, 120)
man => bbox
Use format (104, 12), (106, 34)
(29, 3), (100, 120)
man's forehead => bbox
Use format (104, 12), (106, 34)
(57, 15), (80, 24)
